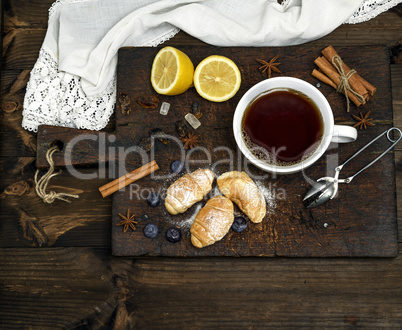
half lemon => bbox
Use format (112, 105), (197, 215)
(193, 55), (241, 102)
(151, 46), (194, 95)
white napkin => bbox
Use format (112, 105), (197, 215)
(22, 0), (401, 132)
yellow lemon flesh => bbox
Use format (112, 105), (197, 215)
(194, 55), (241, 102)
(151, 46), (194, 95)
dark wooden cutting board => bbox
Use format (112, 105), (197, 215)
(36, 45), (397, 257)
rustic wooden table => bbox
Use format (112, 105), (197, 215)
(1, 1), (402, 328)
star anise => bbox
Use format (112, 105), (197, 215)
(117, 209), (137, 233)
(256, 56), (282, 78)
(352, 111), (375, 130)
(181, 132), (200, 149)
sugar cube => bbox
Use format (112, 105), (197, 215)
(159, 102), (170, 115)
(185, 113), (201, 129)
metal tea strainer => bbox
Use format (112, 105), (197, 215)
(303, 127), (402, 209)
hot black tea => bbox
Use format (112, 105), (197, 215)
(241, 88), (324, 166)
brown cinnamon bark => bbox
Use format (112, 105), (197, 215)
(321, 46), (374, 97)
(313, 57), (365, 106)
(99, 161), (159, 198)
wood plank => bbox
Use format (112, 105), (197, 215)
(392, 64), (402, 242)
(110, 45), (397, 257)
(1, 247), (402, 328)
(1, 70), (37, 157)
(30, 45), (398, 256)
(128, 253), (402, 328)
(392, 65), (402, 148)
(396, 150), (402, 242)
(0, 247), (114, 329)
(0, 157), (112, 248)
(2, 29), (46, 69)
(3, 0), (53, 30)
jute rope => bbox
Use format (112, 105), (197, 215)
(331, 55), (366, 112)
(34, 145), (80, 203)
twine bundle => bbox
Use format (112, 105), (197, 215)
(331, 55), (366, 112)
(34, 145), (79, 203)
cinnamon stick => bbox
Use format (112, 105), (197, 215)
(99, 160), (159, 198)
(311, 69), (337, 89)
(320, 56), (336, 72)
(321, 46), (374, 97)
(355, 75), (376, 96)
(320, 53), (375, 98)
(313, 57), (365, 106)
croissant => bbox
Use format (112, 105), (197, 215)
(165, 169), (214, 215)
(190, 195), (234, 248)
(217, 171), (266, 223)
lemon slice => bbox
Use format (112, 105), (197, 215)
(194, 55), (241, 102)
(151, 47), (194, 95)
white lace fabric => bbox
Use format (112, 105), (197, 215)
(23, 48), (116, 131)
(22, 0), (401, 132)
(345, 0), (400, 23)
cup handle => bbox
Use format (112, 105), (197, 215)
(331, 125), (357, 143)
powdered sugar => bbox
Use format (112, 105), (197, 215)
(164, 202), (203, 234)
(255, 181), (278, 216)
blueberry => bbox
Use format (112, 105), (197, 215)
(232, 216), (248, 233)
(143, 223), (159, 238)
(166, 227), (182, 243)
(147, 192), (161, 207)
(171, 160), (184, 174)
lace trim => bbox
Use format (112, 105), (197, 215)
(280, 0), (401, 24)
(49, 0), (90, 16)
(144, 27), (181, 47)
(22, 47), (116, 132)
(345, 0), (401, 24)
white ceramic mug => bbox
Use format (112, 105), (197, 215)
(233, 77), (357, 174)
